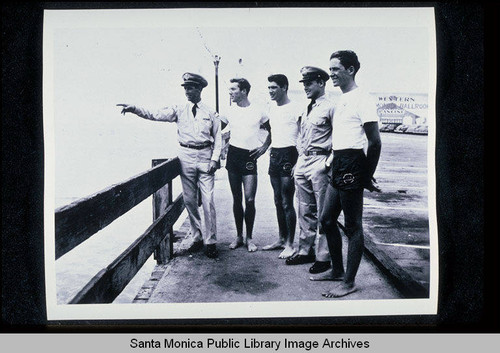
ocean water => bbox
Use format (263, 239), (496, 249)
(54, 114), (185, 303)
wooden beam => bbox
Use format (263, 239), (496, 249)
(55, 158), (181, 259)
(364, 235), (428, 298)
(337, 221), (429, 298)
(68, 194), (185, 304)
(152, 159), (174, 264)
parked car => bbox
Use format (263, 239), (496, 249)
(405, 125), (419, 134)
(379, 123), (398, 132)
(405, 125), (428, 135)
(413, 125), (428, 135)
(394, 124), (409, 133)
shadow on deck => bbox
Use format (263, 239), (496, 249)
(134, 153), (422, 304)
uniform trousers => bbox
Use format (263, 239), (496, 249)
(293, 154), (331, 262)
(178, 145), (217, 245)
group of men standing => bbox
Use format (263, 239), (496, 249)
(118, 50), (381, 298)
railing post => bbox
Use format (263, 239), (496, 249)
(167, 181), (174, 259)
(152, 159), (173, 264)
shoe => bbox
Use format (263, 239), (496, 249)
(309, 261), (331, 274)
(285, 253), (315, 265)
(205, 244), (218, 258)
(187, 240), (204, 252)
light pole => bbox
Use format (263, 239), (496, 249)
(213, 55), (221, 113)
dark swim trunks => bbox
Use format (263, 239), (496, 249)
(330, 149), (368, 190)
(268, 146), (299, 177)
(226, 144), (258, 175)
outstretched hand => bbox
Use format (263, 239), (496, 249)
(365, 176), (381, 193)
(116, 104), (134, 115)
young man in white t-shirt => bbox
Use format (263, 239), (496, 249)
(315, 50), (382, 298)
(261, 74), (301, 259)
(220, 78), (271, 252)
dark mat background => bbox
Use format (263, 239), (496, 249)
(1, 2), (496, 332)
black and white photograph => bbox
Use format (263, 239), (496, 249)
(42, 7), (438, 320)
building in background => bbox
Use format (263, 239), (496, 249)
(373, 93), (428, 134)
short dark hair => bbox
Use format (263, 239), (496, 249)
(230, 78), (251, 95)
(267, 74), (289, 91)
(330, 50), (361, 75)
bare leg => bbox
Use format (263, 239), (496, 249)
(279, 175), (297, 258)
(341, 188), (364, 284)
(242, 174), (258, 252)
(228, 171), (244, 249)
(319, 184), (345, 280)
(322, 187), (364, 298)
(263, 175), (286, 251)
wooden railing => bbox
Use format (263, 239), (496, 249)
(54, 158), (185, 304)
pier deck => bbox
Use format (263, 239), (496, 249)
(135, 133), (430, 304)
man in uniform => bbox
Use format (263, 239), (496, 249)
(117, 72), (222, 259)
(285, 67), (333, 274)
(317, 50), (381, 297)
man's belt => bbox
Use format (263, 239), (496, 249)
(180, 142), (212, 150)
(303, 149), (330, 156)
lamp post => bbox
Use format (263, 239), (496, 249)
(213, 55), (221, 113)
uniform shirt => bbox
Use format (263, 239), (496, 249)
(132, 101), (222, 161)
(297, 94), (335, 155)
(268, 101), (301, 148)
(221, 103), (269, 150)
(332, 87), (379, 150)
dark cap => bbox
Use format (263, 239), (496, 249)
(299, 66), (330, 83)
(181, 73), (208, 88)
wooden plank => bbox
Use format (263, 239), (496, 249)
(363, 235), (429, 298)
(152, 158), (173, 264)
(69, 194), (185, 304)
(152, 159), (171, 223)
(337, 221), (429, 298)
(167, 181), (174, 260)
(55, 158), (181, 259)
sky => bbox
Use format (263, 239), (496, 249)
(44, 7), (435, 200)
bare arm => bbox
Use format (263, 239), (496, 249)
(324, 104), (335, 169)
(363, 121), (382, 191)
(249, 120), (271, 159)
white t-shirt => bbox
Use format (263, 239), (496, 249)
(268, 101), (301, 148)
(332, 87), (379, 150)
(224, 103), (269, 150)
